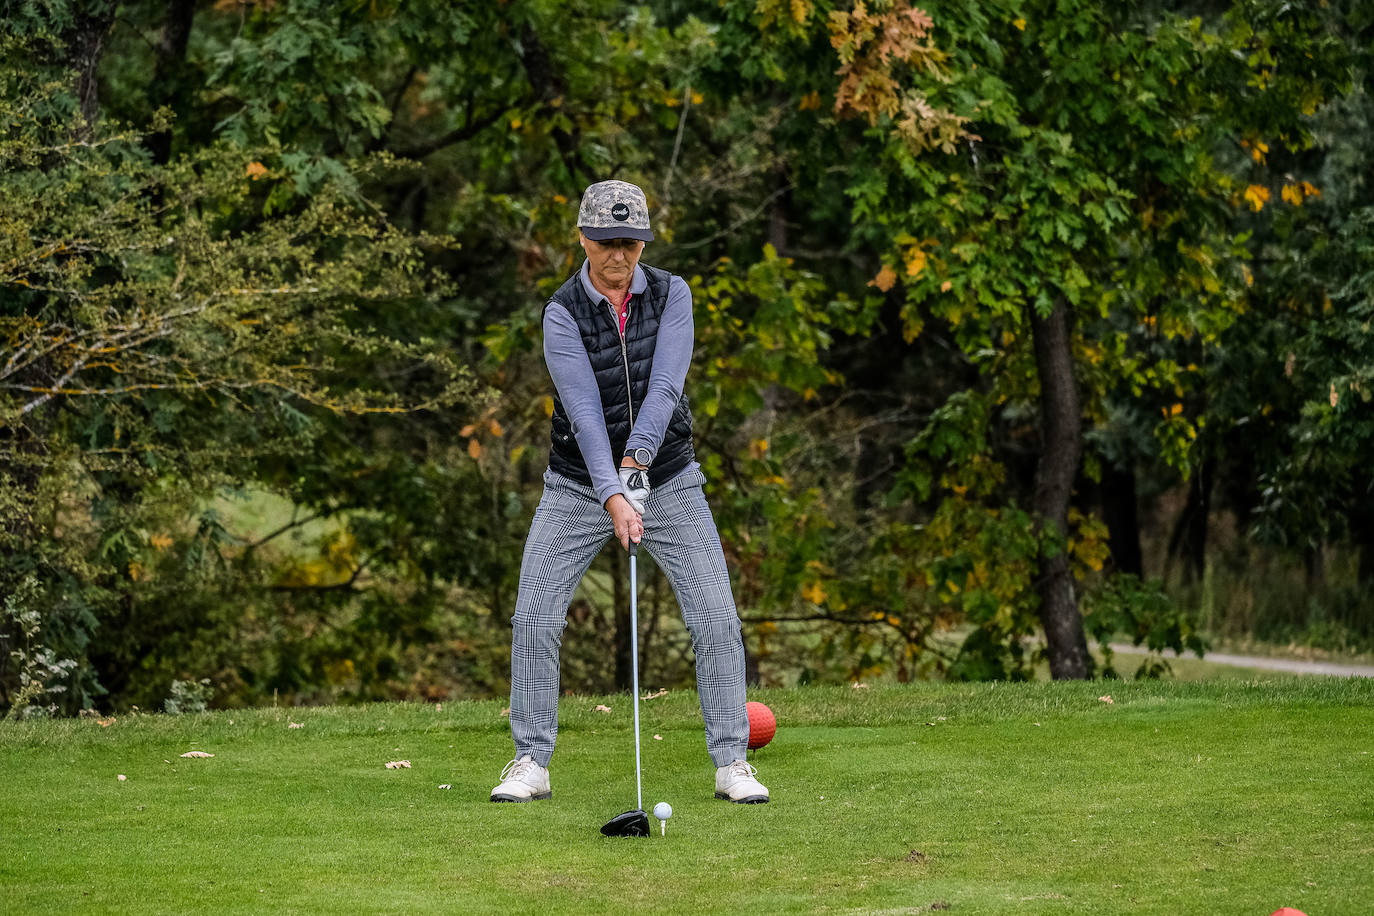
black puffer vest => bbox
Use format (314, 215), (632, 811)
(545, 263), (695, 489)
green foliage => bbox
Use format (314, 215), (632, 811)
(1, 575), (79, 719)
(0, 29), (478, 714)
(162, 677), (213, 715)
(4, 0), (1372, 709)
(824, 0), (1356, 670)
(1082, 573), (1208, 679)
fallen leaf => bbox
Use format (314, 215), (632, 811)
(180, 751), (214, 758)
(499, 707), (511, 717)
(642, 688), (668, 700)
(595, 704), (612, 713)
(385, 760), (412, 769)
(117, 774), (127, 781)
(288, 722), (303, 728)
(851, 682), (869, 689)
(434, 703), (442, 712)
(1098, 695), (1114, 705)
(97, 717), (115, 727)
(653, 735), (663, 741)
(438, 784), (452, 790)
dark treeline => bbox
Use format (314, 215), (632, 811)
(2, 0), (1371, 716)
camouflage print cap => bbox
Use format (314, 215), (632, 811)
(578, 180), (654, 242)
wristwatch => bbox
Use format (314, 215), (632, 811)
(625, 447), (652, 468)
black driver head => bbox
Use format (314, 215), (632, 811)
(600, 809), (650, 838)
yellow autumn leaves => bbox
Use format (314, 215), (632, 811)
(1282, 181), (1321, 206)
(1243, 185), (1270, 211)
(461, 415), (505, 461)
(664, 90), (705, 107)
(128, 533), (175, 580)
(1245, 180), (1320, 211)
(869, 240), (946, 293)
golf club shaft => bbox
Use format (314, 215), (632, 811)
(629, 542), (642, 812)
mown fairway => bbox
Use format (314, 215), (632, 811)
(2, 680), (1371, 915)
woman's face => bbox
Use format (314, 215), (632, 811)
(580, 233), (645, 290)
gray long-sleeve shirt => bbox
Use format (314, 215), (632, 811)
(543, 260), (694, 508)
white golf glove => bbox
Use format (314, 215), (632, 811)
(618, 466), (650, 515)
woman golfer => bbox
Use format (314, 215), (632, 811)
(490, 179), (769, 806)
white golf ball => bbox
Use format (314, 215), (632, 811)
(653, 802), (672, 820)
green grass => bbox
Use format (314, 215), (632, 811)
(3, 680), (1371, 914)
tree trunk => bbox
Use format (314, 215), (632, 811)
(1349, 471), (1374, 588)
(1030, 298), (1093, 679)
(146, 0), (197, 164)
(1166, 458), (1213, 583)
(1100, 463), (1144, 577)
(768, 169), (790, 254)
(743, 631), (761, 687)
(517, 24), (583, 181)
(64, 2), (118, 138)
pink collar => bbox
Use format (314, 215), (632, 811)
(616, 289), (631, 335)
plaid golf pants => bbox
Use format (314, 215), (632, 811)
(509, 464), (749, 768)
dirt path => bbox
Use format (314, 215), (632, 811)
(1108, 643), (1374, 678)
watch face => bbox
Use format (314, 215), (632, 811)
(634, 448), (651, 466)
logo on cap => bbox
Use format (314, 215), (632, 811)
(611, 203), (630, 221)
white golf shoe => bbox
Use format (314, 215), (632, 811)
(490, 755), (551, 802)
(715, 759), (769, 804)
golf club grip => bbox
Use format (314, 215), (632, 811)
(629, 541), (638, 557)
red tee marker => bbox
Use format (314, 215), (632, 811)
(746, 701), (776, 750)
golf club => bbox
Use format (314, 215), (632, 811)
(601, 540), (650, 838)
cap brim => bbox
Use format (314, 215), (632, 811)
(581, 225), (654, 242)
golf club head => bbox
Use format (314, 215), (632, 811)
(600, 809), (650, 838)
